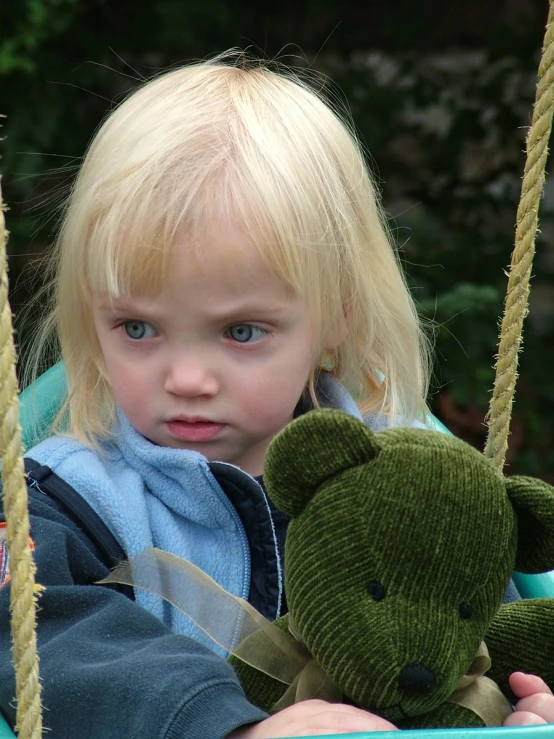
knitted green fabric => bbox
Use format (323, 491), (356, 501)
(487, 600), (554, 698)
(230, 409), (554, 728)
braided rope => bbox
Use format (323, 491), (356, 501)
(484, 0), (554, 472)
(0, 177), (43, 738)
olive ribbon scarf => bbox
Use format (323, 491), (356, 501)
(99, 548), (512, 725)
(446, 641), (512, 725)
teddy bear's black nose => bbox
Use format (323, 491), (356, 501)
(398, 663), (436, 695)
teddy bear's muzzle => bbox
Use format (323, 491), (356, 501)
(398, 663), (437, 695)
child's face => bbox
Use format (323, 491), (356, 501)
(92, 228), (321, 475)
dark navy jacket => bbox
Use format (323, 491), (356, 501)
(0, 462), (279, 739)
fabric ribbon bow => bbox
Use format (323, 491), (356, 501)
(99, 548), (512, 724)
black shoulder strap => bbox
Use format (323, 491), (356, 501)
(25, 457), (134, 600)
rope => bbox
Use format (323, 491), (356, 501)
(484, 0), (554, 473)
(0, 176), (43, 738)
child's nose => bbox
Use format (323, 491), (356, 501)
(164, 354), (219, 397)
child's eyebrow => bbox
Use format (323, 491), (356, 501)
(95, 296), (293, 319)
(94, 297), (141, 313)
(203, 302), (291, 319)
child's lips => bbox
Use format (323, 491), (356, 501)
(166, 419), (226, 442)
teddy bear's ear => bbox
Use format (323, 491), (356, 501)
(505, 475), (554, 573)
(264, 409), (381, 518)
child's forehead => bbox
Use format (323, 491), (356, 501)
(179, 223), (264, 272)
(172, 222), (305, 296)
(107, 220), (299, 300)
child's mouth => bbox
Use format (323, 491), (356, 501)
(166, 420), (226, 442)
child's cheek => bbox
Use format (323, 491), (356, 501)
(235, 373), (304, 433)
(105, 364), (154, 430)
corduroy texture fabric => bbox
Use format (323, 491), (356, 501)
(487, 600), (554, 698)
(231, 409), (554, 728)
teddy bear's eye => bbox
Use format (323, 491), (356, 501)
(459, 603), (473, 619)
(367, 581), (386, 601)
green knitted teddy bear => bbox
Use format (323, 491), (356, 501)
(229, 409), (554, 729)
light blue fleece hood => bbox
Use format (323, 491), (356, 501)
(25, 374), (429, 652)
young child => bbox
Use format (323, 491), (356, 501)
(2, 53), (552, 738)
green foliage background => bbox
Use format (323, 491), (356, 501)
(1, 0), (554, 478)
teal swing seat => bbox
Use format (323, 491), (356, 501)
(0, 363), (551, 739)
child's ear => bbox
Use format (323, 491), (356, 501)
(317, 318), (347, 371)
(264, 409), (380, 518)
(505, 476), (554, 573)
(321, 313), (348, 352)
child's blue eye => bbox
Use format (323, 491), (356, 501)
(123, 321), (156, 340)
(227, 324), (267, 343)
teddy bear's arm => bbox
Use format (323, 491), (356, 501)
(486, 599), (554, 699)
(227, 615), (291, 713)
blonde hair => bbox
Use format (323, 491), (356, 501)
(31, 52), (431, 446)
